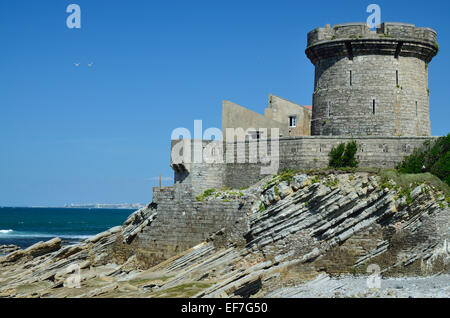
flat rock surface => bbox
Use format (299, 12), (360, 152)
(267, 273), (450, 298)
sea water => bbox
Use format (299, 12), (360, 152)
(0, 207), (134, 250)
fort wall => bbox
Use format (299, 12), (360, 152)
(172, 136), (436, 193)
(134, 184), (251, 265)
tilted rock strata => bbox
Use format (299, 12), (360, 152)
(0, 173), (448, 298)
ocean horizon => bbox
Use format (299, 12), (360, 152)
(0, 207), (136, 251)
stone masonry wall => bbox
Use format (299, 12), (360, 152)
(312, 55), (430, 136)
(134, 184), (251, 265)
(172, 136), (436, 192)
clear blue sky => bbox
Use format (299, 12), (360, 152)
(0, 0), (448, 207)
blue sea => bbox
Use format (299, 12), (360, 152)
(0, 207), (135, 250)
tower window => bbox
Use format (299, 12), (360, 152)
(248, 131), (262, 140)
(328, 101), (332, 117)
(396, 70), (399, 86)
(415, 101), (418, 117)
(372, 99), (376, 115)
(349, 70), (352, 86)
(289, 116), (297, 127)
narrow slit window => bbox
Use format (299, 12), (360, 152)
(349, 70), (352, 86)
(327, 101), (331, 118)
(372, 99), (376, 115)
(415, 101), (418, 117)
(396, 70), (399, 86)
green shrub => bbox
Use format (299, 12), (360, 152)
(397, 134), (450, 186)
(379, 169), (450, 198)
(195, 188), (216, 201)
(430, 151), (450, 187)
(325, 178), (339, 188)
(329, 143), (345, 168)
(259, 202), (266, 212)
(262, 169), (297, 190)
(398, 187), (413, 204)
(378, 176), (393, 190)
(342, 141), (359, 167)
(279, 169), (296, 184)
(204, 188), (216, 196)
(329, 141), (359, 168)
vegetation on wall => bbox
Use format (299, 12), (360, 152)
(195, 188), (216, 202)
(397, 134), (450, 186)
(328, 140), (359, 168)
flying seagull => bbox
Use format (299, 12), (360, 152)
(87, 62), (94, 67)
(74, 63), (80, 67)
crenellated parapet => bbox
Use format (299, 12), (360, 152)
(306, 22), (438, 64)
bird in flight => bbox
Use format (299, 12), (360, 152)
(74, 63), (80, 67)
(87, 62), (94, 67)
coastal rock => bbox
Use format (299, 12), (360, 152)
(0, 245), (21, 255)
(89, 226), (121, 244)
(0, 172), (448, 298)
(1, 238), (61, 264)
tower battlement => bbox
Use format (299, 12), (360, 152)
(307, 22), (437, 52)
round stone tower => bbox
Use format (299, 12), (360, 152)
(305, 22), (438, 136)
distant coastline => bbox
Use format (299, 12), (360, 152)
(0, 203), (145, 210)
(62, 203), (145, 210)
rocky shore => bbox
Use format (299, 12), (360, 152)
(0, 171), (448, 298)
(267, 273), (450, 298)
(0, 245), (21, 255)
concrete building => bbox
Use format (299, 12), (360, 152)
(222, 95), (312, 140)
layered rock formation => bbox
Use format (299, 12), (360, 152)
(0, 245), (20, 255)
(0, 171), (448, 298)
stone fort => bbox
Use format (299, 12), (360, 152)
(170, 22), (439, 194)
(134, 22), (440, 262)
